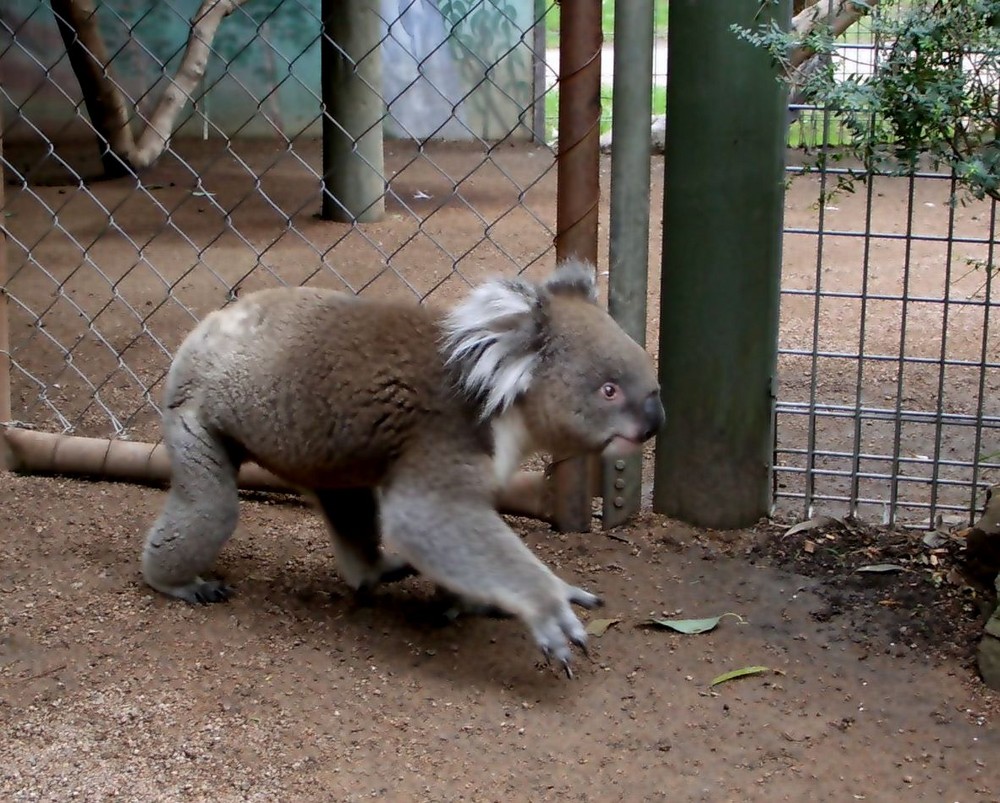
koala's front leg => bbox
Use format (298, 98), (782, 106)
(379, 479), (602, 677)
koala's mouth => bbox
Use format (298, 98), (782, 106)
(602, 435), (645, 458)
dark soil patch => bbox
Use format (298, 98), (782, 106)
(747, 514), (996, 670)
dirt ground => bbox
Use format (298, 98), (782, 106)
(3, 138), (1000, 798)
(2, 471), (1000, 802)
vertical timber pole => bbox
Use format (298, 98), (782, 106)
(553, 0), (603, 533)
(601, 0), (654, 530)
(652, 0), (790, 528)
(321, 0), (385, 222)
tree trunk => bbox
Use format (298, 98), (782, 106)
(50, 0), (135, 176)
(50, 0), (249, 174)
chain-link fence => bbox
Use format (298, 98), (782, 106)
(3, 0), (999, 527)
(1, 0), (568, 446)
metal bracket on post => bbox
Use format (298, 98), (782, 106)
(602, 456), (634, 524)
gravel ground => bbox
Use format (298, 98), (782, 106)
(2, 472), (999, 801)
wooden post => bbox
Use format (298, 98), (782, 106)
(552, 0), (603, 533)
(652, 0), (790, 528)
(321, 0), (385, 222)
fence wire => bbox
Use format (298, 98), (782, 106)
(774, 2), (1000, 525)
(1, 0), (563, 445)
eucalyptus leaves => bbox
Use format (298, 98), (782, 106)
(737, 1), (1000, 205)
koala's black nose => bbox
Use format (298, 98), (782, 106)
(640, 393), (665, 441)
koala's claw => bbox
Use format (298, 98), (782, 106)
(565, 583), (603, 610)
(531, 599), (592, 678)
(539, 648), (576, 680)
(192, 580), (232, 604)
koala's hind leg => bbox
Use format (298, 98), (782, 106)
(379, 478), (603, 677)
(310, 488), (416, 595)
(141, 410), (241, 604)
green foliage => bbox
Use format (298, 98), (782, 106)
(736, 1), (1000, 204)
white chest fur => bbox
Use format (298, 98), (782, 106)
(490, 407), (533, 488)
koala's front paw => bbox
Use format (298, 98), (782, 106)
(528, 592), (598, 679)
(531, 602), (587, 678)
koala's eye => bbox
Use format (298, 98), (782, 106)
(601, 382), (619, 400)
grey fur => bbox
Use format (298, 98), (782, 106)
(141, 261), (664, 676)
(441, 259), (599, 420)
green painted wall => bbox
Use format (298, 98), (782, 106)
(1, 0), (536, 143)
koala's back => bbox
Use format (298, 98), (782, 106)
(168, 287), (481, 487)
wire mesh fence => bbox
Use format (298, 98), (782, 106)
(775, 159), (1000, 524)
(771, 0), (1000, 524)
(1, 0), (566, 446)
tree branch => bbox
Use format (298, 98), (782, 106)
(51, 0), (249, 173)
(50, 0), (136, 174)
(789, 0), (881, 71)
(131, 0), (248, 168)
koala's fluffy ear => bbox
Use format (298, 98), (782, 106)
(442, 260), (598, 420)
(540, 257), (599, 303)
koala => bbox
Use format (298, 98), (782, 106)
(141, 259), (664, 676)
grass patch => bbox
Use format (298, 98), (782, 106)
(787, 110), (856, 149)
(544, 83), (667, 140)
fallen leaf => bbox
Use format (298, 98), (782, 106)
(856, 563), (905, 574)
(946, 567), (971, 588)
(922, 530), (949, 548)
(642, 612), (745, 635)
(784, 515), (843, 537)
(710, 665), (771, 687)
(585, 618), (620, 637)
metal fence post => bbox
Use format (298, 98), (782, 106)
(553, 0), (603, 533)
(601, 0), (655, 530)
(531, 0), (548, 144)
(0, 110), (10, 471)
(652, 0), (789, 528)
(321, 0), (385, 223)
